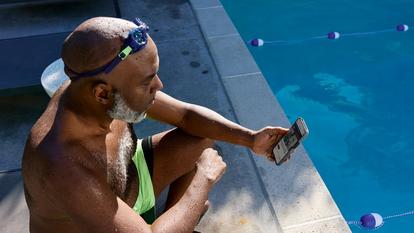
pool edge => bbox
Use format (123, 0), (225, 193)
(188, 0), (352, 232)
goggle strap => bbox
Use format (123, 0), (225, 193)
(66, 64), (109, 79)
(104, 57), (121, 74)
(103, 46), (133, 73)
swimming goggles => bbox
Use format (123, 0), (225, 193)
(66, 18), (149, 79)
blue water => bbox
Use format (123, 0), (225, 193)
(220, 0), (414, 232)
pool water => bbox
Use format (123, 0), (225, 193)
(220, 0), (414, 232)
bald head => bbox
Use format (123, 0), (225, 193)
(60, 16), (162, 119)
(62, 17), (136, 77)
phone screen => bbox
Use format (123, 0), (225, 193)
(273, 118), (308, 165)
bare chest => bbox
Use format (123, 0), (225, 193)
(102, 123), (139, 205)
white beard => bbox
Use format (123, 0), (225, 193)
(107, 92), (146, 123)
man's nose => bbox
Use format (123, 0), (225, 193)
(154, 75), (163, 91)
(150, 75), (163, 94)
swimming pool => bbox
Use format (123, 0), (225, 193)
(220, 0), (414, 232)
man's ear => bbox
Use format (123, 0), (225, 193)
(92, 83), (113, 105)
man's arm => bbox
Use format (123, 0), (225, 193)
(147, 92), (288, 159)
(147, 92), (254, 146)
(46, 148), (225, 233)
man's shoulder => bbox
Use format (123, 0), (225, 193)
(23, 139), (109, 219)
(22, 134), (102, 207)
(27, 98), (61, 148)
(24, 134), (99, 180)
(46, 138), (101, 172)
(32, 142), (105, 200)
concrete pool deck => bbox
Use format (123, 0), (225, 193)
(0, 0), (351, 232)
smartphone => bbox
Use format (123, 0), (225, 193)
(273, 117), (309, 165)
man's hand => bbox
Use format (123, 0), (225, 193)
(251, 127), (289, 162)
(196, 148), (227, 185)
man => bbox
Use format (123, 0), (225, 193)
(22, 17), (288, 233)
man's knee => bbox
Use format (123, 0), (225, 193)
(179, 132), (214, 169)
(197, 137), (214, 152)
(174, 128), (214, 154)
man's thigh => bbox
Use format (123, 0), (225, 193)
(151, 128), (213, 197)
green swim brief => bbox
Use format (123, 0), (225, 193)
(132, 137), (156, 224)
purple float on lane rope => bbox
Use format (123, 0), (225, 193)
(347, 210), (414, 230)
